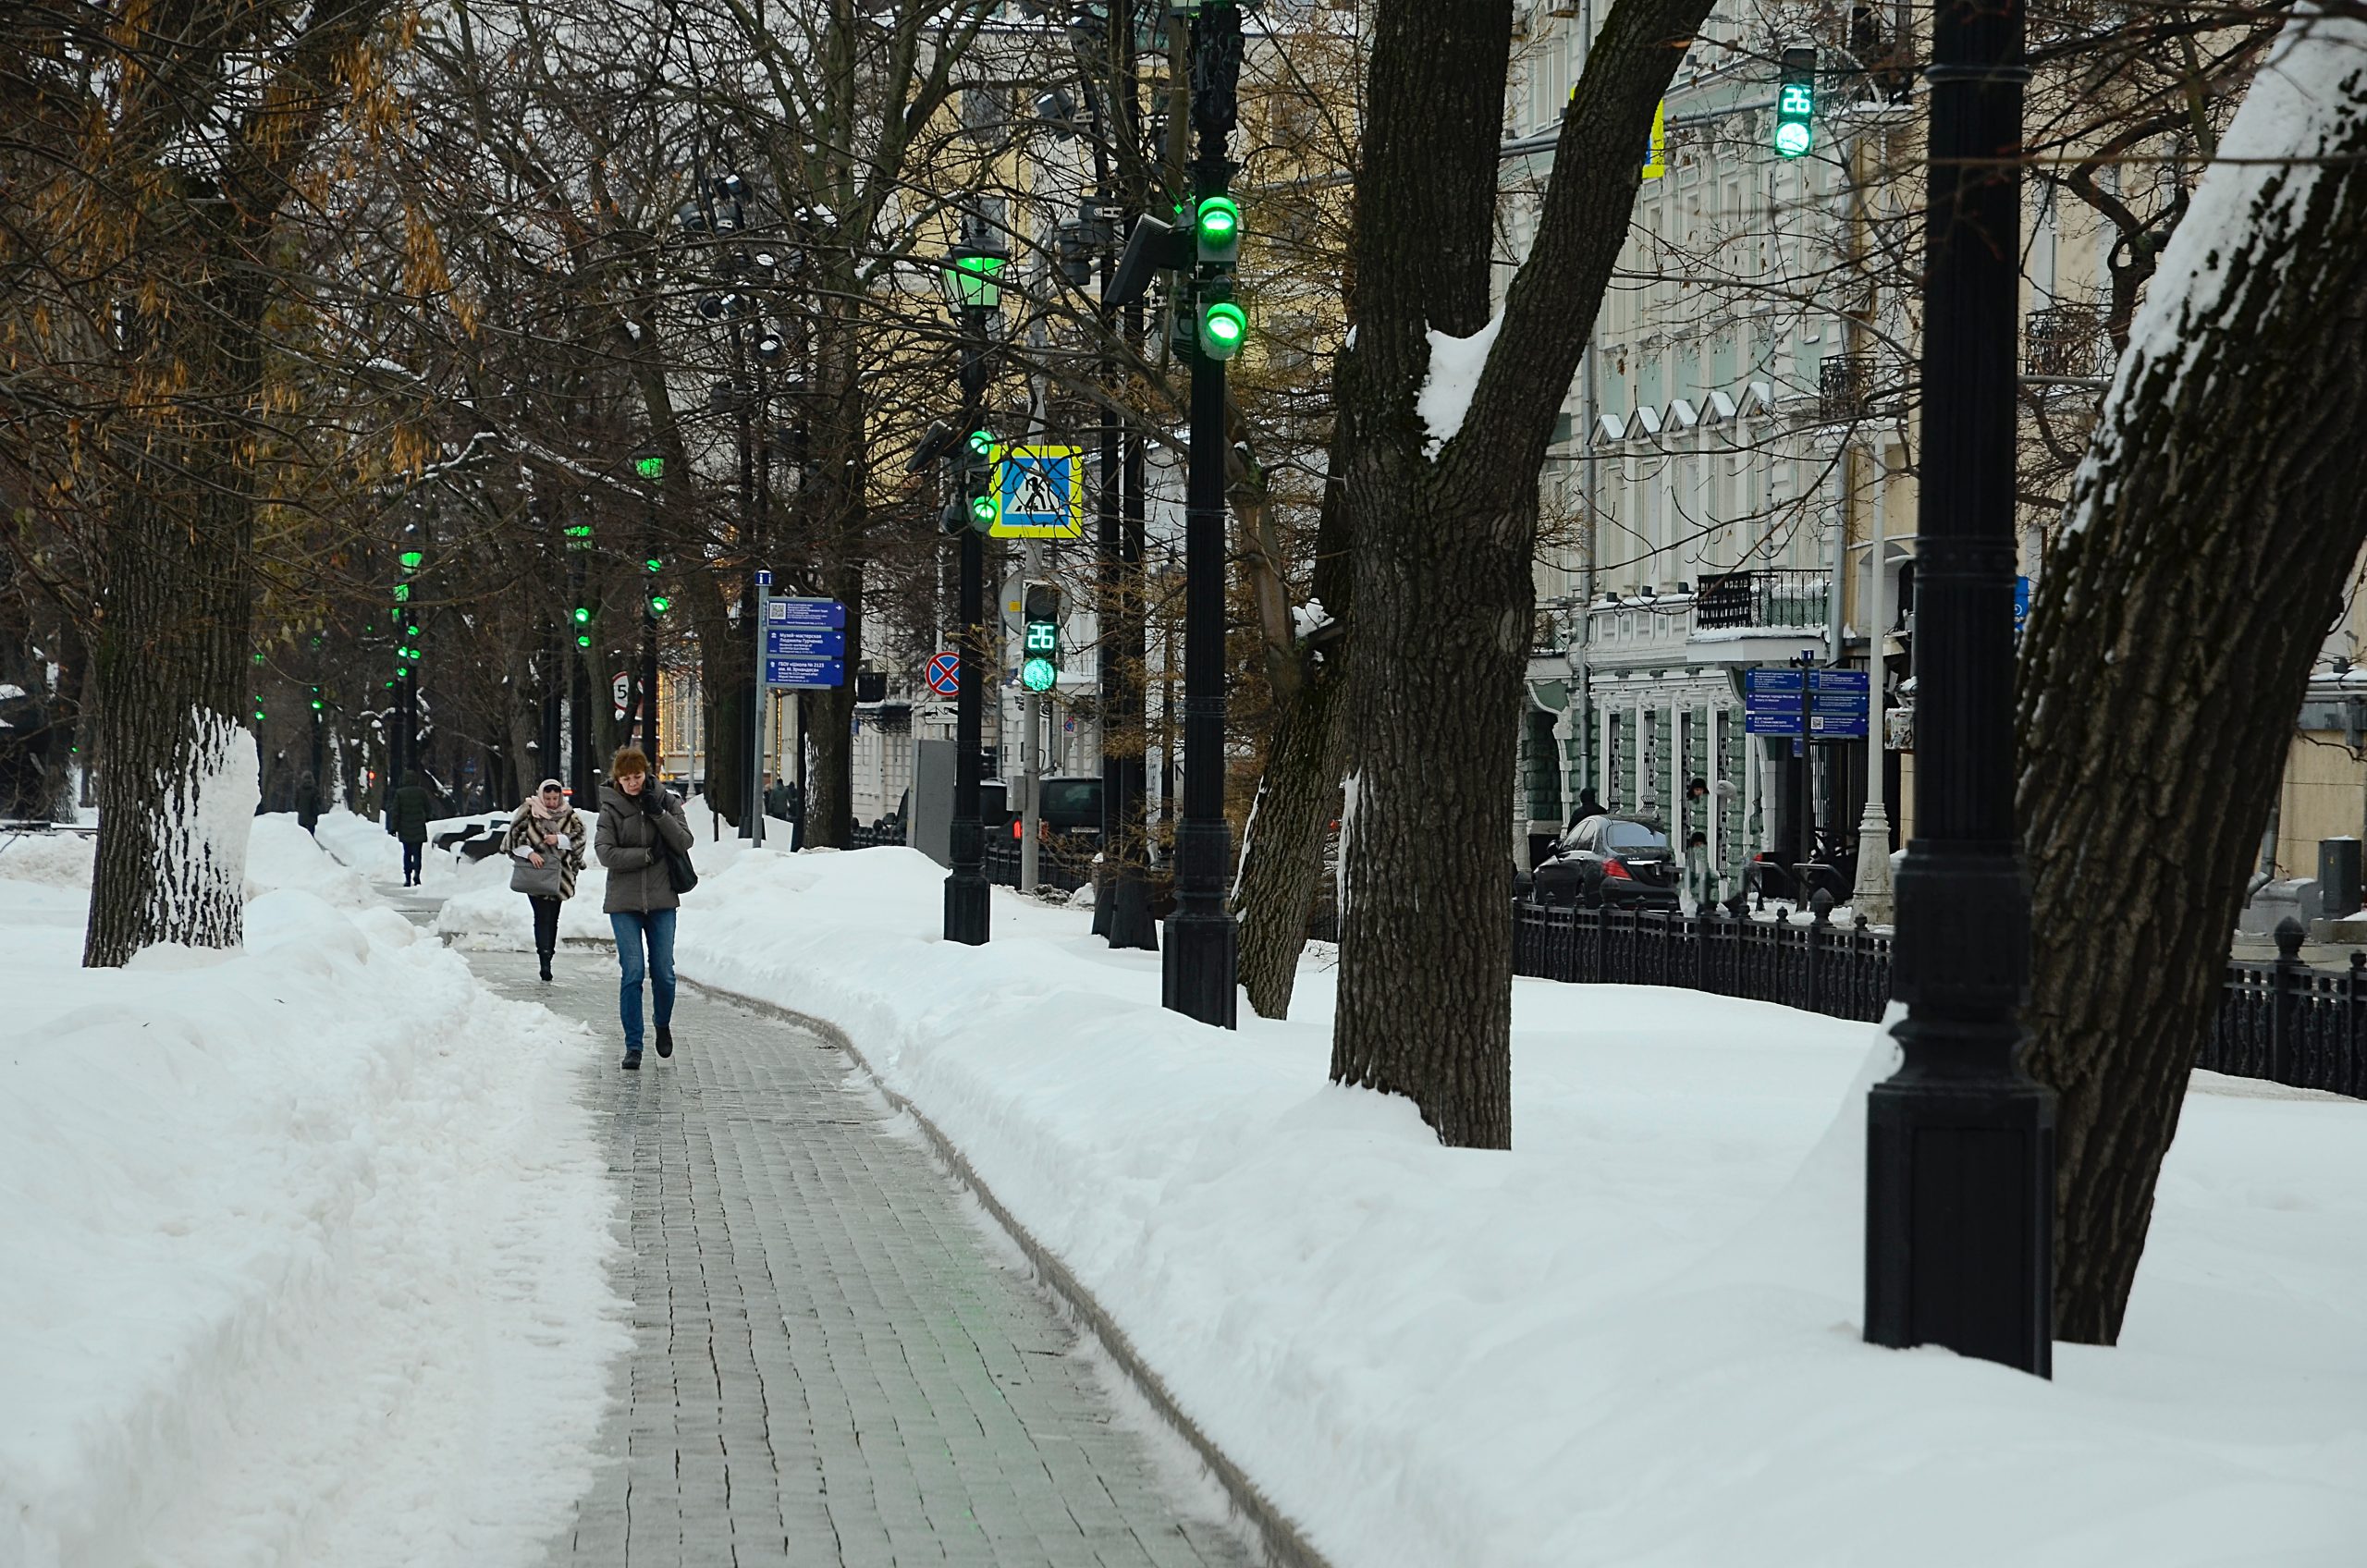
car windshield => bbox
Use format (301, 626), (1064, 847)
(1040, 779), (1100, 821)
(1600, 820), (1671, 853)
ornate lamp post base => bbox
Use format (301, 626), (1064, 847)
(1162, 816), (1237, 1024)
(944, 872), (991, 947)
(1866, 1024), (2054, 1373)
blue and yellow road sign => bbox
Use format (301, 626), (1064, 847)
(989, 445), (1085, 539)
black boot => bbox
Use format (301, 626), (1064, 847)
(538, 951), (553, 983)
(620, 1047), (641, 1071)
(656, 1024), (674, 1060)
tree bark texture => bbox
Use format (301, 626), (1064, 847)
(1234, 410), (1355, 1019)
(2017, 18), (2367, 1342)
(1330, 0), (1711, 1146)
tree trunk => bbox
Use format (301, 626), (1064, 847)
(2017, 16), (2367, 1342)
(84, 243), (266, 966)
(1233, 410), (1356, 1018)
(1328, 0), (1710, 1145)
(805, 558), (865, 846)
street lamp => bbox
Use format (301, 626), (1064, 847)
(1864, 0), (2053, 1377)
(936, 232), (1008, 947)
(1160, 2), (1245, 1026)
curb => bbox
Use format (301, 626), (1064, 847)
(684, 977), (1335, 1568)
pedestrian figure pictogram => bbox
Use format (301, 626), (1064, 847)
(989, 446), (1084, 538)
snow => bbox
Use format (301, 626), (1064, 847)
(0, 815), (627, 1568)
(1415, 309), (1504, 458)
(429, 844), (2367, 1566)
(1290, 597), (1331, 641)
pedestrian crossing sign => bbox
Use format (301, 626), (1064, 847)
(989, 445), (1085, 539)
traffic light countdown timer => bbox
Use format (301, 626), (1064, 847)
(1775, 46), (1817, 159)
(1021, 582), (1060, 693)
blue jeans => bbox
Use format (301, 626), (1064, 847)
(609, 909), (678, 1051)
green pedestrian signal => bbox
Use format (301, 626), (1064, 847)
(635, 454), (665, 480)
(1021, 582), (1059, 692)
(398, 549), (423, 570)
(1775, 47), (1816, 159)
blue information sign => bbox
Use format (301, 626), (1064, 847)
(1743, 666), (1870, 739)
(765, 656), (845, 689)
(766, 596), (845, 629)
(765, 627), (845, 659)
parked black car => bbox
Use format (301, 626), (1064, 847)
(1530, 815), (1681, 910)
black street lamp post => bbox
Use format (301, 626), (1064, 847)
(938, 238), (1007, 947)
(1865, 0), (2054, 1375)
(1161, 2), (1243, 1026)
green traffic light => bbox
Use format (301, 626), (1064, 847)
(393, 583), (411, 602)
(649, 594), (671, 615)
(572, 606), (592, 624)
(645, 557), (663, 573)
(1201, 300), (1247, 360)
(968, 493), (999, 529)
(399, 550), (424, 570)
(1022, 656), (1056, 693)
(1196, 196), (1239, 245)
(966, 429), (995, 459)
(1774, 119), (1811, 157)
(635, 455), (665, 480)
(575, 632), (592, 648)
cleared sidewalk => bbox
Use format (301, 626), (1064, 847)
(465, 948), (1251, 1568)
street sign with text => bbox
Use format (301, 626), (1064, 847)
(765, 627), (846, 659)
(764, 656), (844, 689)
(766, 596), (845, 629)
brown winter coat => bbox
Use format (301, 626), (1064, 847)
(595, 782), (694, 913)
(502, 803), (589, 900)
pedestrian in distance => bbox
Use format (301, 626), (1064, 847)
(1566, 789), (1607, 831)
(392, 769), (432, 886)
(505, 778), (587, 984)
(595, 747), (695, 1072)
(296, 771), (322, 837)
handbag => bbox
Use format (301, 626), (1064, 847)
(664, 839), (699, 896)
(510, 855), (564, 898)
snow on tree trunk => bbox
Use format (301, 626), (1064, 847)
(1326, 0), (1712, 1146)
(87, 710), (259, 964)
(2017, 9), (2367, 1342)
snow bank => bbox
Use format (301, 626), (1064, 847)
(0, 832), (627, 1568)
(601, 844), (2367, 1567)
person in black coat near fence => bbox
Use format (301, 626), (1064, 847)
(595, 747), (694, 1071)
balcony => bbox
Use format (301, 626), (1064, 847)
(2027, 304), (2107, 379)
(1694, 568), (1831, 632)
(1819, 355), (1870, 423)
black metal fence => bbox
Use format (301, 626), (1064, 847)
(1513, 894), (1893, 1022)
(1513, 899), (2367, 1101)
(982, 839), (1091, 894)
(848, 821), (901, 849)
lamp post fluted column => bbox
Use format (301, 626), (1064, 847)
(1864, 0), (2054, 1375)
(1160, 1), (1242, 1027)
(944, 284), (995, 947)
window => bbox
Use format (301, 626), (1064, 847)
(1601, 819), (1671, 852)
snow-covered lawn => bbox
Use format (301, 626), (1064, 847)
(0, 817), (627, 1568)
(437, 841), (2367, 1567)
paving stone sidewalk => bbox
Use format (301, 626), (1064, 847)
(463, 946), (1257, 1568)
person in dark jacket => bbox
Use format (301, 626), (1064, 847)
(296, 772), (322, 837)
(595, 747), (695, 1071)
(391, 770), (432, 886)
(1566, 790), (1607, 832)
(504, 778), (588, 984)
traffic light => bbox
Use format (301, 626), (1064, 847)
(962, 428), (999, 533)
(572, 602), (594, 648)
(634, 453), (664, 481)
(1194, 195), (1241, 266)
(1021, 582), (1059, 693)
(1199, 290), (1248, 361)
(309, 686), (324, 713)
(1775, 46), (1817, 159)
(645, 557), (670, 616)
